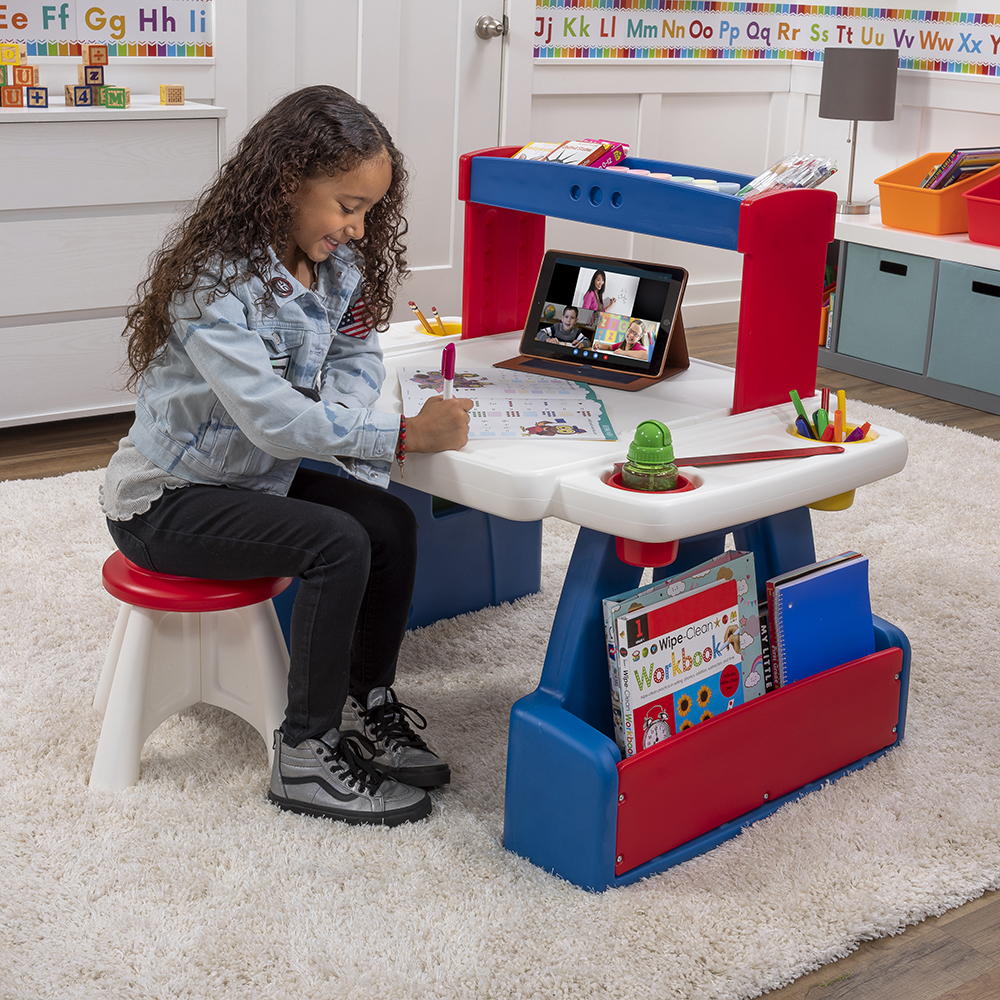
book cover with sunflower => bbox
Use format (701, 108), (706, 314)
(611, 578), (743, 758)
(602, 550), (767, 756)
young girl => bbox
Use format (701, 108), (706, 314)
(610, 320), (649, 359)
(101, 86), (472, 827)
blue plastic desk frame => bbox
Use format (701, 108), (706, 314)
(270, 461), (544, 638)
(503, 507), (911, 892)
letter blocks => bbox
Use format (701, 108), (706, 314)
(26, 86), (48, 108)
(81, 44), (109, 66)
(160, 84), (185, 106)
(78, 65), (105, 87)
(0, 43), (26, 66)
(12, 64), (39, 87)
(102, 87), (130, 109)
(64, 85), (94, 107)
(1, 84), (24, 107)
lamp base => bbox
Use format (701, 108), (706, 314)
(836, 200), (871, 215)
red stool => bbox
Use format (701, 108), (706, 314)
(91, 551), (293, 791)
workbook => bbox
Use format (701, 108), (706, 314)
(396, 366), (616, 440)
(766, 553), (875, 687)
(608, 579), (742, 757)
(603, 550), (766, 757)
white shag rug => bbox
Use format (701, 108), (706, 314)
(1, 400), (999, 1000)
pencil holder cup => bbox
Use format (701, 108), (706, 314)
(785, 422), (878, 445)
(414, 320), (462, 337)
(784, 424), (876, 511)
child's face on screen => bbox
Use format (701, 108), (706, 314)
(287, 153), (392, 266)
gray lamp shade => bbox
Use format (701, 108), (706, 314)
(819, 47), (899, 122)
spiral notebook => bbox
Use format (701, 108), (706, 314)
(768, 553), (875, 687)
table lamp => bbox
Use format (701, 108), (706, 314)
(819, 47), (899, 215)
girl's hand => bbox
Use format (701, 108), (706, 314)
(406, 396), (474, 453)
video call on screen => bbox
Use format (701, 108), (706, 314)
(534, 260), (673, 370)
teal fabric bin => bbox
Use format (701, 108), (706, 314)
(926, 261), (1000, 394)
(836, 243), (935, 373)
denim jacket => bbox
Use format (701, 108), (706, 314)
(130, 246), (400, 494)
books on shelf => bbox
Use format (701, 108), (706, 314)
(920, 147), (1000, 190)
(766, 552), (875, 687)
(603, 551), (768, 757)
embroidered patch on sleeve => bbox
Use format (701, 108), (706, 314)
(337, 297), (372, 339)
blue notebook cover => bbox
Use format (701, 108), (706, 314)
(772, 555), (875, 685)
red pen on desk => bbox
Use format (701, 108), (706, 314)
(442, 342), (455, 400)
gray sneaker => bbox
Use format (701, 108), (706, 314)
(268, 728), (431, 826)
(341, 687), (451, 789)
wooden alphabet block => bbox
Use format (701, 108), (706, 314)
(0, 43), (22, 65)
(78, 64), (104, 86)
(1, 84), (24, 107)
(104, 86), (130, 109)
(159, 84), (185, 105)
(0, 65), (7, 86)
(25, 86), (48, 108)
(12, 64), (39, 87)
(81, 44), (109, 66)
(64, 84), (94, 107)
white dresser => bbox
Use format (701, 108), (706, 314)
(0, 96), (226, 427)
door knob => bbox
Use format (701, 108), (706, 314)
(475, 14), (508, 39)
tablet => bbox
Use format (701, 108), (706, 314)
(494, 250), (690, 391)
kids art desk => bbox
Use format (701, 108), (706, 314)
(378, 151), (910, 892)
(379, 332), (910, 893)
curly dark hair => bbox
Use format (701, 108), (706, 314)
(123, 85), (409, 390)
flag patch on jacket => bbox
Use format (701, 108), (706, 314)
(337, 297), (371, 339)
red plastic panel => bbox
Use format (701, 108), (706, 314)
(461, 201), (545, 340)
(102, 551), (293, 613)
(732, 187), (836, 414)
(615, 646), (903, 876)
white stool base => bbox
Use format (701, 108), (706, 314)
(90, 600), (290, 791)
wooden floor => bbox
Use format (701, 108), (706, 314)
(1, 326), (998, 999)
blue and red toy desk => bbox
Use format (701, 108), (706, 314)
(302, 151), (910, 891)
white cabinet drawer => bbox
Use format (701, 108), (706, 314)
(1, 211), (181, 314)
(0, 317), (133, 425)
(0, 118), (219, 210)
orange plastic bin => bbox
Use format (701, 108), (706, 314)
(963, 174), (1000, 247)
(876, 152), (1000, 235)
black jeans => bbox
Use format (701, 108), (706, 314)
(107, 467), (418, 744)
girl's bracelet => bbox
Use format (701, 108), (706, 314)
(395, 416), (406, 478)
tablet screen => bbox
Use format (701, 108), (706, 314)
(520, 251), (688, 378)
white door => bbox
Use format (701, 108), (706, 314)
(381, 0), (508, 321)
(231, 0), (508, 324)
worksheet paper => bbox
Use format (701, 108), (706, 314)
(396, 366), (617, 440)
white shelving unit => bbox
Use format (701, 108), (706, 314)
(0, 96), (226, 428)
(823, 208), (1000, 414)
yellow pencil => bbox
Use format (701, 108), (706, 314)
(409, 300), (436, 336)
(430, 306), (448, 335)
(837, 389), (847, 428)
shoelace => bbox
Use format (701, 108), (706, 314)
(365, 693), (431, 752)
(320, 732), (383, 793)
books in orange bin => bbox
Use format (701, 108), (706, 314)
(921, 147), (1000, 190)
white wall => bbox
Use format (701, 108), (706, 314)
(27, 1), (1000, 330)
(499, 0), (1000, 325)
